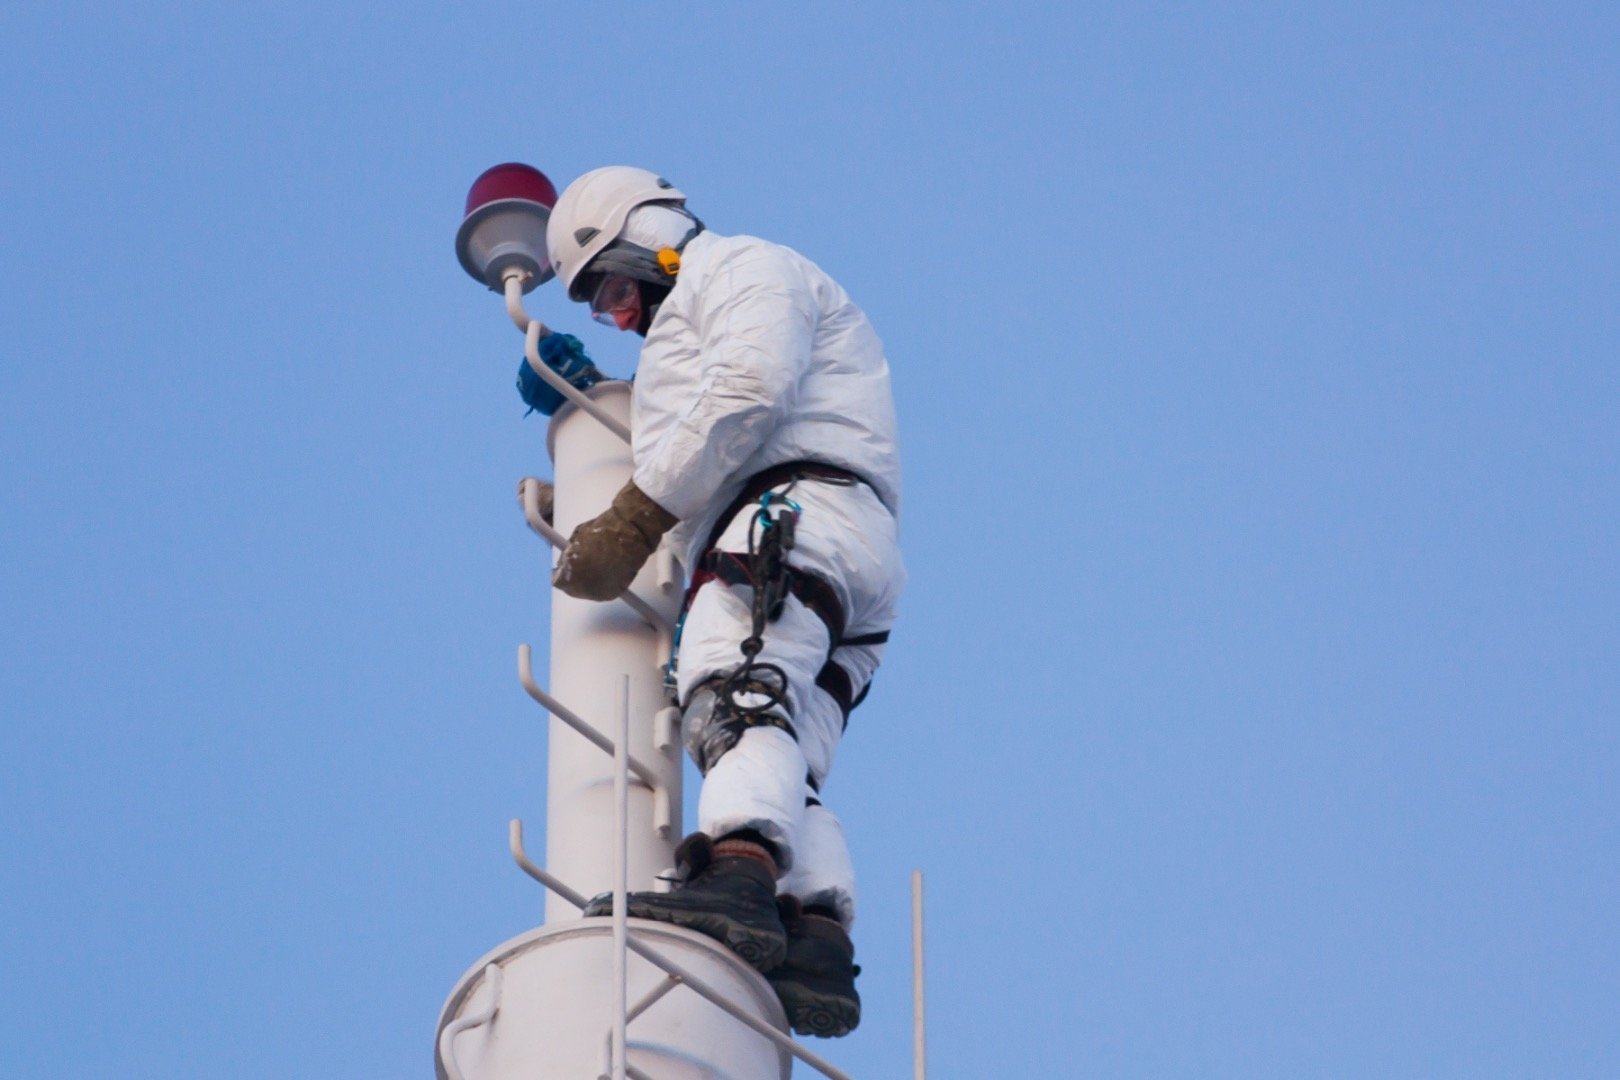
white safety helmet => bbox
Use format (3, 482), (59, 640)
(546, 166), (699, 301)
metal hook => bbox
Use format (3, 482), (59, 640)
(439, 962), (504, 1080)
(508, 819), (589, 909)
(517, 479), (673, 632)
(522, 318), (633, 443)
(517, 646), (661, 789)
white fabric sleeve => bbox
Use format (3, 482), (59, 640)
(633, 246), (815, 520)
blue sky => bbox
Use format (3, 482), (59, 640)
(2, 3), (1616, 1077)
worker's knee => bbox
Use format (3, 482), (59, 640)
(682, 680), (795, 775)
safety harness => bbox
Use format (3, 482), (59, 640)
(672, 461), (891, 736)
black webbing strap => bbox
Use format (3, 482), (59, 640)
(701, 460), (866, 554)
(690, 550), (847, 642)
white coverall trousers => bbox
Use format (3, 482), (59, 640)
(675, 475), (903, 929)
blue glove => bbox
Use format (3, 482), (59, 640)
(516, 333), (603, 416)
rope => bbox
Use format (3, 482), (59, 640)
(715, 491), (803, 719)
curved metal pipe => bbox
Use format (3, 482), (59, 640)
(509, 819), (588, 908)
(503, 271), (540, 333)
(518, 476), (558, 544)
(517, 480), (673, 632)
(438, 963), (503, 1080)
(503, 271), (629, 443)
(517, 645), (661, 789)
(524, 320), (632, 444)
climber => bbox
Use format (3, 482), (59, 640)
(544, 166), (902, 1038)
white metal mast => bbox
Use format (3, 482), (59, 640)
(435, 381), (796, 1080)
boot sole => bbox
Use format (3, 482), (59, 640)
(769, 976), (860, 1038)
(587, 894), (787, 972)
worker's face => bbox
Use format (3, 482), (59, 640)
(589, 274), (642, 333)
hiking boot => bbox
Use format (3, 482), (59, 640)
(582, 833), (787, 972)
(767, 900), (861, 1037)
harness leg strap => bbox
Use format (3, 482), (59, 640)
(682, 680), (798, 776)
(684, 555), (891, 727)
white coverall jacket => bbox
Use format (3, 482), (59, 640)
(630, 230), (904, 925)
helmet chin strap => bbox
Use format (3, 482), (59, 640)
(634, 279), (672, 337)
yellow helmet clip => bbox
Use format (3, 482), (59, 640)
(656, 248), (682, 277)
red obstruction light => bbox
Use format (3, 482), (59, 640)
(456, 163), (559, 292)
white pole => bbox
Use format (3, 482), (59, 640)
(542, 383), (682, 924)
(612, 675), (629, 1080)
(435, 262), (801, 1080)
(913, 869), (927, 1080)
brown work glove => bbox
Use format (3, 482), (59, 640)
(552, 480), (678, 601)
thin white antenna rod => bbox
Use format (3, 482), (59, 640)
(913, 869), (927, 1080)
(611, 676), (630, 1080)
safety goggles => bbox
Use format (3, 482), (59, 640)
(589, 273), (642, 330)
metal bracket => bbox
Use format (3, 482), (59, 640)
(438, 963), (503, 1080)
(518, 478), (672, 632)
